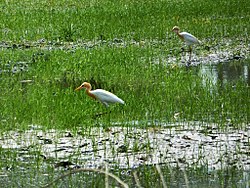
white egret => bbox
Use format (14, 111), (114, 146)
(75, 82), (124, 108)
(172, 26), (201, 64)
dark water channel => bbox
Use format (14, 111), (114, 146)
(199, 59), (250, 86)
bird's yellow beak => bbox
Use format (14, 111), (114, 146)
(75, 86), (83, 91)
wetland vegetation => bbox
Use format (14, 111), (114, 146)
(0, 0), (249, 187)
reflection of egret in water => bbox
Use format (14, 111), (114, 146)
(243, 65), (249, 83)
(200, 65), (218, 89)
(199, 60), (250, 88)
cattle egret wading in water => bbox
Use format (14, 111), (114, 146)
(75, 82), (124, 108)
(172, 26), (201, 65)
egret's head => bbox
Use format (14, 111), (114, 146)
(75, 82), (91, 91)
(172, 26), (180, 33)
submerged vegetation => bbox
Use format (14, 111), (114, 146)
(0, 0), (249, 187)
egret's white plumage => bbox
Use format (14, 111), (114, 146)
(75, 82), (124, 107)
(172, 26), (201, 63)
(178, 31), (201, 46)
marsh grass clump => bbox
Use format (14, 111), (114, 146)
(0, 46), (249, 129)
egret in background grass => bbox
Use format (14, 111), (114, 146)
(75, 82), (124, 108)
(172, 26), (201, 65)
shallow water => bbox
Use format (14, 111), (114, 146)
(0, 121), (249, 187)
(200, 59), (250, 86)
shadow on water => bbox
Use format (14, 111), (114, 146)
(199, 59), (250, 86)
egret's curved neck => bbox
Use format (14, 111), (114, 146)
(176, 31), (184, 40)
(86, 88), (96, 99)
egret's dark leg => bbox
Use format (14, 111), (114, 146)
(104, 109), (112, 130)
(187, 46), (192, 66)
(94, 104), (110, 118)
(94, 111), (109, 117)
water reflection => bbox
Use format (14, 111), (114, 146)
(200, 59), (250, 86)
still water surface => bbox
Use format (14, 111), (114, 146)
(200, 59), (250, 86)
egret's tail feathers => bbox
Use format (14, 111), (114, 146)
(118, 98), (125, 105)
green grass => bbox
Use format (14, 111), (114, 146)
(0, 46), (249, 130)
(0, 155), (248, 188)
(0, 0), (249, 41)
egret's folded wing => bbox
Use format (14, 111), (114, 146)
(91, 89), (124, 104)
